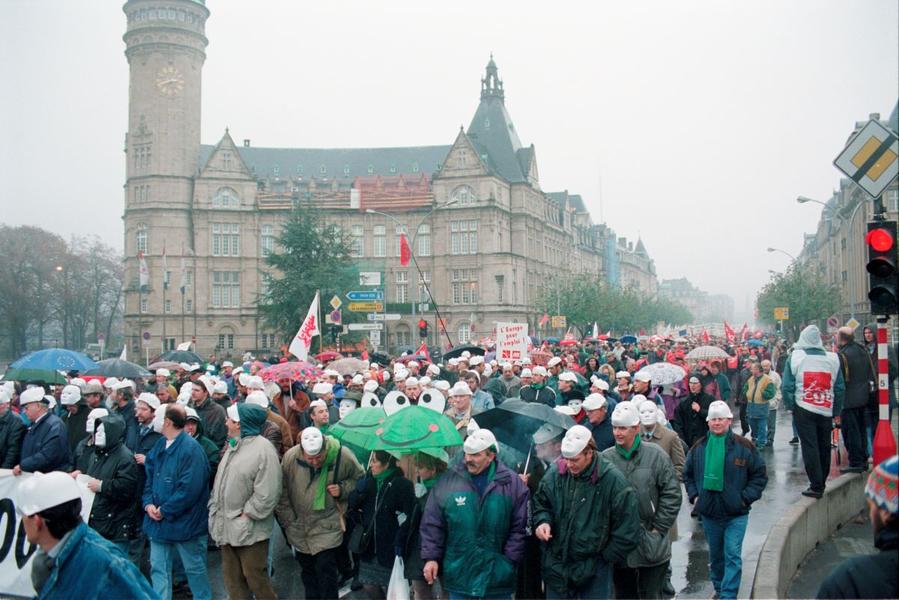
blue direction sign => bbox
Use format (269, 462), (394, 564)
(346, 290), (383, 301)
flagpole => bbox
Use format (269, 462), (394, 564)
(317, 289), (323, 355)
(162, 243), (167, 353)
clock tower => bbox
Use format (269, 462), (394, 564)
(122, 0), (209, 352)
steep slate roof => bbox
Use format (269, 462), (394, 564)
(466, 57), (528, 184)
(546, 191), (586, 213)
(198, 144), (451, 180)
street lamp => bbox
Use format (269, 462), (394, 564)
(364, 199), (458, 349)
(766, 247), (797, 261)
(797, 194), (868, 319)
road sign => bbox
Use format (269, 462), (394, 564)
(773, 307), (790, 320)
(97, 333), (105, 342)
(845, 317), (860, 331)
(347, 290), (383, 301)
(551, 315), (567, 329)
(367, 313), (401, 321)
(834, 118), (899, 199)
(369, 330), (381, 346)
(348, 301), (384, 312)
(348, 323), (383, 331)
(329, 295), (342, 310)
(142, 331), (151, 346)
(417, 303), (430, 312)
(826, 314), (840, 334)
(326, 309), (342, 325)
(359, 272), (381, 286)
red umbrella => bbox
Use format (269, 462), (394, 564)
(260, 361), (322, 383)
(315, 351), (343, 363)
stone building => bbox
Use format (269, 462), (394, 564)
(658, 278), (735, 323)
(121, 0), (659, 356)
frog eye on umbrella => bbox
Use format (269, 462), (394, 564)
(418, 389), (446, 414)
(383, 390), (410, 416)
(361, 391), (381, 408)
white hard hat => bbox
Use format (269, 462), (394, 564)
(547, 357), (562, 368)
(60, 385), (82, 406)
(450, 381), (472, 396)
(363, 380), (379, 393)
(558, 371), (578, 383)
(213, 380), (228, 395)
(137, 392), (160, 411)
(707, 400), (733, 421)
(70, 377), (86, 389)
(582, 393), (607, 411)
(520, 368), (533, 378)
(226, 404), (240, 422)
(156, 368), (171, 377)
(19, 387), (47, 406)
(634, 370), (652, 383)
(312, 382), (333, 395)
(463, 428), (497, 454)
(246, 390), (269, 408)
(247, 375), (264, 390)
(15, 471), (81, 516)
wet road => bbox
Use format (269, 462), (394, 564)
(199, 410), (826, 599)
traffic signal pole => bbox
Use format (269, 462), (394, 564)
(872, 316), (897, 466)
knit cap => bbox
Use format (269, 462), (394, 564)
(866, 455), (898, 514)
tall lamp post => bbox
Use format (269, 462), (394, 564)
(766, 247), (797, 262)
(365, 199), (457, 351)
(797, 195), (867, 320)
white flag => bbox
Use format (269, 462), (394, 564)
(289, 291), (320, 361)
(176, 341), (192, 351)
(120, 346), (127, 361)
(138, 252), (150, 290)
(162, 246), (169, 289)
(592, 322), (599, 339)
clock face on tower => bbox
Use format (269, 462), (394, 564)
(156, 65), (184, 97)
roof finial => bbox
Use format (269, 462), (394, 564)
(481, 54), (504, 102)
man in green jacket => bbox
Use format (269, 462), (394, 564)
(602, 401), (682, 599)
(533, 425), (640, 599)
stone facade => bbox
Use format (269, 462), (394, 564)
(658, 278), (735, 323)
(121, 2), (659, 357)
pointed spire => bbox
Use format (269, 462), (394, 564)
(480, 53), (504, 102)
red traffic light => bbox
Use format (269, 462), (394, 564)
(866, 228), (895, 252)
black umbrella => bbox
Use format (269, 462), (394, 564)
(158, 350), (203, 364)
(84, 358), (152, 379)
(368, 352), (391, 367)
(442, 344), (486, 360)
(473, 399), (575, 452)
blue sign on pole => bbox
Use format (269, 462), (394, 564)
(346, 290), (383, 301)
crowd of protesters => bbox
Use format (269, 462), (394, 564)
(1, 322), (897, 600)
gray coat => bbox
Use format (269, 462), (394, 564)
(602, 440), (682, 568)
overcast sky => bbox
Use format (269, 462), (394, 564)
(2, 0), (897, 322)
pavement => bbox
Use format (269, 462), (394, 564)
(192, 410), (843, 599)
(786, 511), (874, 598)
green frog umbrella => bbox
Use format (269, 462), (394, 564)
(329, 406), (386, 450)
(371, 405), (463, 453)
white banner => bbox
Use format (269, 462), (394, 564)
(496, 322), (528, 362)
(0, 471), (96, 597)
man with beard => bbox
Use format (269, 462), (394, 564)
(191, 376), (228, 449)
(128, 393), (163, 469)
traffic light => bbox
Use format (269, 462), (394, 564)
(418, 319), (429, 338)
(865, 220), (898, 315)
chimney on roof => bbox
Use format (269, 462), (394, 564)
(243, 139), (251, 147)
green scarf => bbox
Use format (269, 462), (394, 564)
(312, 436), (341, 511)
(530, 382), (546, 391)
(616, 434), (641, 460)
(373, 466), (397, 492)
(228, 437), (237, 448)
(703, 433), (727, 492)
(420, 476), (439, 490)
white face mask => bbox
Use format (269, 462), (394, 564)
(338, 401), (356, 420)
(567, 399), (583, 412)
(94, 423), (107, 448)
(639, 405), (658, 427)
(152, 406), (167, 433)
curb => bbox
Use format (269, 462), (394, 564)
(750, 472), (866, 599)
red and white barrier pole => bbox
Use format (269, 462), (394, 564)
(872, 317), (897, 467)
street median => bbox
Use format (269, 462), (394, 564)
(751, 472), (867, 599)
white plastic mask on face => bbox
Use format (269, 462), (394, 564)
(94, 423), (107, 448)
(639, 403), (658, 427)
(338, 400), (357, 420)
(152, 405), (168, 433)
(567, 399), (583, 412)
(61, 387), (80, 405)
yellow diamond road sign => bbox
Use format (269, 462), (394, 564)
(348, 301), (383, 312)
(329, 295), (342, 310)
(834, 119), (899, 199)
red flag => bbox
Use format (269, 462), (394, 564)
(415, 341), (431, 363)
(739, 323), (749, 342)
(702, 328), (710, 343)
(399, 233), (411, 266)
(539, 313), (550, 328)
(639, 327), (646, 336)
(724, 321), (736, 343)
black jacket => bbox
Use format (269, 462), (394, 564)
(588, 417), (615, 452)
(400, 488), (430, 581)
(672, 392), (714, 448)
(63, 404), (91, 454)
(348, 469), (416, 568)
(85, 414), (143, 542)
(21, 411), (71, 472)
(520, 385), (557, 407)
(0, 410), (26, 468)
(817, 526), (899, 599)
(838, 341), (875, 410)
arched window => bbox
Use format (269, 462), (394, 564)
(136, 223), (149, 254)
(451, 185), (476, 205)
(212, 187), (239, 209)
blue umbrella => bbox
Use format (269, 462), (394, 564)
(620, 335), (638, 344)
(746, 339), (765, 347)
(11, 348), (97, 373)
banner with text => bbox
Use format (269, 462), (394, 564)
(496, 322), (528, 361)
(0, 470), (96, 597)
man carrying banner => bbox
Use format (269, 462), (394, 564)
(16, 471), (156, 599)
